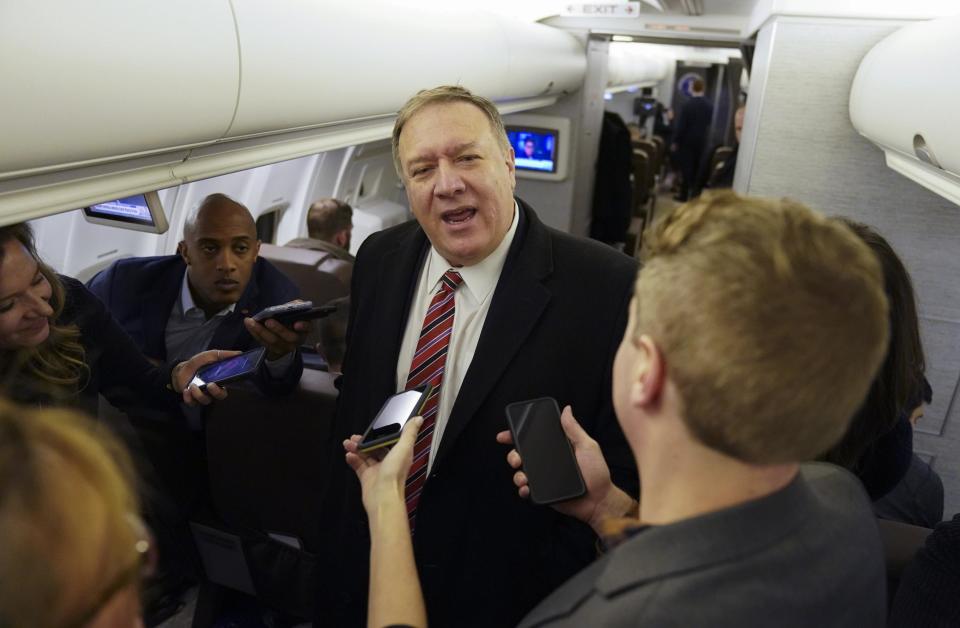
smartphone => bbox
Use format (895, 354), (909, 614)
(357, 386), (431, 453)
(190, 347), (266, 392)
(505, 398), (586, 505)
(251, 301), (336, 326)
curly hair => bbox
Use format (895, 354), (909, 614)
(0, 223), (88, 400)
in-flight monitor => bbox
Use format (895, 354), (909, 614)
(83, 191), (169, 234)
(508, 126), (559, 174)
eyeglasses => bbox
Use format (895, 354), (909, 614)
(63, 514), (158, 628)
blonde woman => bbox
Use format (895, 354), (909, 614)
(0, 399), (154, 628)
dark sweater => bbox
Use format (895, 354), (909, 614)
(889, 512), (960, 627)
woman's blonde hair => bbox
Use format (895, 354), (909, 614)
(0, 399), (140, 628)
(0, 223), (88, 400)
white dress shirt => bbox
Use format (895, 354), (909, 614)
(396, 202), (519, 472)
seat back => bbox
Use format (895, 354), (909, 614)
(631, 150), (650, 213)
(259, 243), (350, 346)
(877, 518), (933, 601)
(705, 146), (734, 187)
(634, 138), (660, 174)
(196, 370), (340, 618)
(259, 242), (349, 307)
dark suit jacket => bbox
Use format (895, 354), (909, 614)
(88, 255), (302, 395)
(673, 96), (714, 153)
(324, 199), (639, 628)
(519, 464), (887, 628)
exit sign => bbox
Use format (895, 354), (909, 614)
(562, 2), (643, 17)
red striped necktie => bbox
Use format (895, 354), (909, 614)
(404, 269), (463, 530)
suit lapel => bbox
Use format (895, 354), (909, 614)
(374, 225), (430, 395)
(141, 261), (185, 361)
(434, 201), (552, 469)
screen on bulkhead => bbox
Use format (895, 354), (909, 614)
(508, 127), (558, 173)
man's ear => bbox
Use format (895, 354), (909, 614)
(253, 240), (261, 259)
(506, 147), (516, 190)
(630, 335), (666, 408)
(177, 241), (190, 265)
(334, 229), (349, 249)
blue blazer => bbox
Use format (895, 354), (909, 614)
(88, 254), (303, 394)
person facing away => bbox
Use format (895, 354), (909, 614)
(322, 84), (638, 627)
(346, 191), (891, 628)
(873, 377), (944, 527)
(285, 197), (355, 288)
(0, 398), (152, 628)
(671, 77), (713, 202)
(88, 192), (306, 396)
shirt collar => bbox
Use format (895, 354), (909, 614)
(425, 201), (519, 304)
(179, 270), (235, 318)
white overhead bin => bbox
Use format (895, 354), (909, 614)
(849, 14), (960, 207)
(0, 1), (585, 225)
(605, 43), (670, 92)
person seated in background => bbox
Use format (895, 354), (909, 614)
(625, 122), (643, 144)
(346, 191), (891, 627)
(0, 399), (150, 628)
(88, 192), (306, 396)
(285, 197), (355, 288)
(706, 104), (745, 189)
(316, 296), (349, 374)
(821, 220), (927, 501)
(874, 377), (945, 527)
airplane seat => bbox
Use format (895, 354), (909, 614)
(635, 138), (660, 175)
(877, 518), (933, 605)
(191, 369), (339, 621)
(631, 150), (650, 210)
(258, 242), (350, 350)
(704, 146), (734, 188)
(649, 135), (666, 172)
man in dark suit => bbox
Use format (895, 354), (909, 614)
(672, 77), (713, 201)
(88, 192), (304, 394)
(323, 85), (638, 627)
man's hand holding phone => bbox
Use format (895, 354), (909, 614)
(496, 405), (638, 534)
(244, 300), (314, 360)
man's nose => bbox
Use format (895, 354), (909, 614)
(216, 249), (238, 272)
(434, 162), (465, 197)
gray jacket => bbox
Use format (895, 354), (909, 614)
(519, 463), (886, 627)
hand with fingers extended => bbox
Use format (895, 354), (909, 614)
(496, 405), (638, 534)
(243, 302), (311, 360)
(171, 349), (239, 406)
(344, 417), (424, 517)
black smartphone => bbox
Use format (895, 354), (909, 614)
(358, 386), (431, 453)
(252, 301), (336, 326)
(505, 397), (586, 505)
(189, 347), (266, 392)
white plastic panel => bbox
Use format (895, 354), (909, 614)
(606, 43), (671, 89)
(0, 0), (239, 178)
(227, 2), (585, 138)
(850, 15), (960, 206)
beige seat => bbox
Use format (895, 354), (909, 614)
(259, 243), (350, 346)
(259, 242), (350, 306)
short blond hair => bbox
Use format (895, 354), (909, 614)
(636, 191), (889, 463)
(0, 400), (139, 628)
(391, 85), (511, 178)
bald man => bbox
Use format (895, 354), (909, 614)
(88, 192), (304, 395)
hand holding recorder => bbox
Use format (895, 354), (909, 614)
(244, 300), (335, 360)
(171, 349), (242, 406)
(497, 403), (638, 534)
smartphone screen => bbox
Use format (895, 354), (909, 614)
(192, 349), (264, 387)
(506, 398), (586, 505)
(358, 388), (428, 451)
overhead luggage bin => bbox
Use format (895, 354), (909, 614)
(850, 14), (960, 207)
(0, 1), (585, 225)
